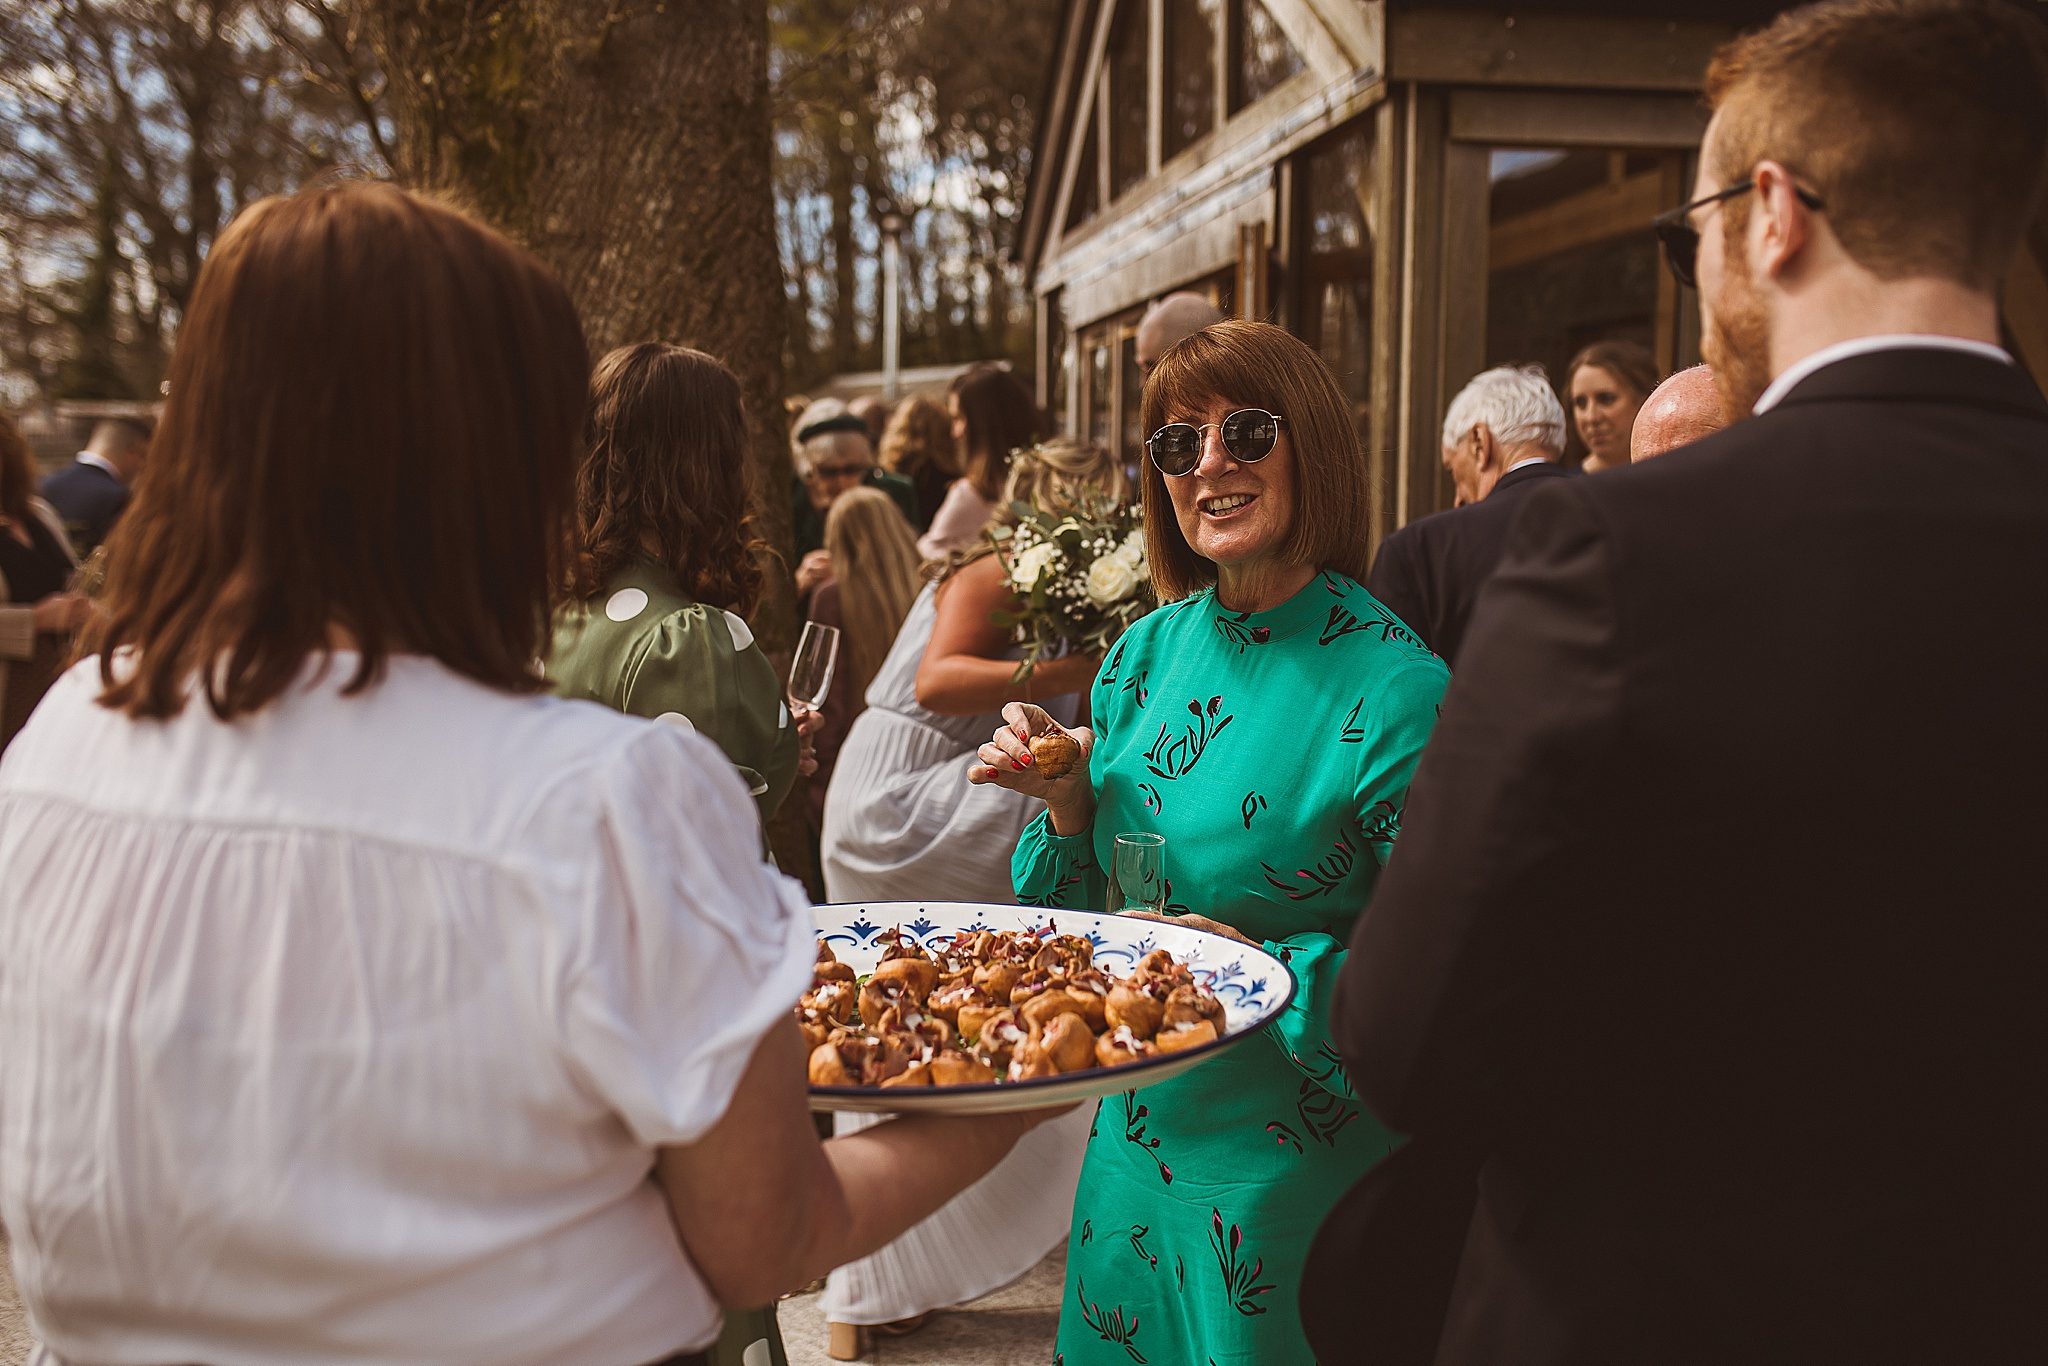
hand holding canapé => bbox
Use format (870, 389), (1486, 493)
(967, 702), (1096, 833)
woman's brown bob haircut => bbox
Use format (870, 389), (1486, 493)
(1140, 319), (1370, 601)
(569, 343), (765, 616)
(88, 182), (590, 719)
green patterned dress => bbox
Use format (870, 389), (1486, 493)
(547, 555), (798, 827)
(1012, 570), (1449, 1365)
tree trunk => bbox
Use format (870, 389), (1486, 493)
(826, 134), (858, 374)
(360, 0), (815, 887)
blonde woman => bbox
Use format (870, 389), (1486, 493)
(877, 396), (958, 535)
(815, 438), (1122, 1358)
(805, 487), (923, 826)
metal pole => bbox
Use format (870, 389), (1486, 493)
(881, 223), (903, 401)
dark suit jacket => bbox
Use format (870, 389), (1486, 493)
(1367, 459), (1573, 666)
(1310, 348), (2048, 1366)
(39, 459), (129, 555)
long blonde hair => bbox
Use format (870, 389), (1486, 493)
(823, 486), (923, 698)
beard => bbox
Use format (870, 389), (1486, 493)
(1702, 247), (1771, 425)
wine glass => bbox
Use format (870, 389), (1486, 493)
(789, 621), (841, 712)
(1107, 832), (1166, 916)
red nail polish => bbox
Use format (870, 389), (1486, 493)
(1013, 757), (1027, 771)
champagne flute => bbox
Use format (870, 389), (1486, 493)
(789, 621), (841, 712)
(1107, 832), (1166, 916)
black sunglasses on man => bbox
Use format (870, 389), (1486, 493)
(1653, 178), (1828, 288)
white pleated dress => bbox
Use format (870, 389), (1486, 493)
(818, 584), (1093, 1325)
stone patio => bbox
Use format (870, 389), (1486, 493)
(779, 1249), (1063, 1366)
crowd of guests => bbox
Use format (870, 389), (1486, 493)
(0, 3), (2043, 1365)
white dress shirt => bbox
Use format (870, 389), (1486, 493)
(1753, 334), (2012, 414)
(72, 451), (125, 483)
(0, 655), (815, 1365)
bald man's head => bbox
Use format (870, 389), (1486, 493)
(1136, 293), (1226, 374)
(1631, 366), (1726, 462)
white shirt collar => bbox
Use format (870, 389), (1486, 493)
(1504, 456), (1553, 475)
(75, 451), (126, 482)
(1752, 334), (2012, 415)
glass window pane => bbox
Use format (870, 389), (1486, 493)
(1045, 289), (1071, 428)
(1110, 0), (1150, 199)
(1065, 121), (1099, 232)
(1164, 0), (1219, 161)
(1232, 0), (1304, 112)
(1482, 146), (1674, 463)
(1299, 123), (1374, 445)
(1088, 339), (1114, 446)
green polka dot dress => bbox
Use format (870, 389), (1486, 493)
(547, 556), (799, 826)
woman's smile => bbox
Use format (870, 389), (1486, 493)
(1197, 491), (1258, 518)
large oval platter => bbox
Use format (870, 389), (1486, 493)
(809, 900), (1297, 1115)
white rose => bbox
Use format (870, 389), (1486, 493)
(1010, 541), (1058, 590)
(1114, 529), (1145, 569)
(1085, 553), (1139, 606)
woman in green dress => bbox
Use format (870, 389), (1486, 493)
(549, 343), (806, 827)
(970, 320), (1450, 1364)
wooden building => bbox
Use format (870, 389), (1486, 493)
(1017, 0), (2048, 546)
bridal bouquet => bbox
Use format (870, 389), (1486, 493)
(990, 492), (1153, 681)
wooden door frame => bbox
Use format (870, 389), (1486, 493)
(1394, 85), (1707, 528)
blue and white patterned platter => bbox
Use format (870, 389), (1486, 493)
(809, 900), (1297, 1115)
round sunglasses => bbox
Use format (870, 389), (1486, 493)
(1146, 408), (1286, 476)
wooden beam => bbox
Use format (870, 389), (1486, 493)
(1395, 84), (1452, 528)
(1369, 98), (1401, 553)
(1388, 9), (1735, 93)
(1450, 88), (1707, 151)
(1021, 0), (1101, 274)
(1301, 0), (1384, 76)
(1237, 220), (1271, 320)
(1486, 168), (1666, 273)
(1441, 139), (1491, 448)
(1043, 67), (1384, 305)
(1259, 0), (1364, 86)
(1147, 0), (1166, 179)
(1044, 0), (1120, 262)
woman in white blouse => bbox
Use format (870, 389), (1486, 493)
(0, 182), (1056, 1366)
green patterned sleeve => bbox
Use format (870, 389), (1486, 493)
(1011, 639), (1118, 909)
(1261, 658), (1450, 1098)
(617, 606), (799, 820)
(1258, 931), (1358, 1099)
(1355, 658), (1453, 866)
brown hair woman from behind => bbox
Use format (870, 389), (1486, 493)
(86, 182), (590, 719)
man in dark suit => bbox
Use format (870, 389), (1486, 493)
(1307, 3), (2048, 1363)
(40, 416), (150, 555)
(1367, 364), (1572, 665)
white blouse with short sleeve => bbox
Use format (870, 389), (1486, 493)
(0, 654), (816, 1366)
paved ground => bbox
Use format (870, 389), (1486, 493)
(1, 1237), (30, 1366)
(780, 1249), (1063, 1366)
(0, 1241), (1063, 1366)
